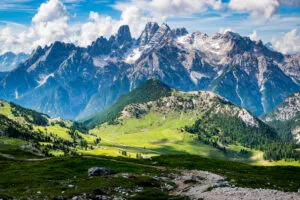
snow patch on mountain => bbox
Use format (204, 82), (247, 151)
(190, 71), (209, 85)
(93, 56), (109, 68)
(37, 73), (54, 88)
(15, 89), (19, 99)
(233, 70), (244, 107)
(125, 47), (142, 64)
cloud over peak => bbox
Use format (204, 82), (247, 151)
(229, 0), (279, 22)
(272, 29), (300, 55)
(0, 0), (299, 55)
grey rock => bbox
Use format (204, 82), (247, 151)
(68, 184), (75, 189)
(88, 167), (116, 177)
(56, 196), (64, 200)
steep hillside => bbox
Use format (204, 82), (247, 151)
(0, 23), (299, 120)
(0, 100), (94, 157)
(82, 78), (172, 128)
(264, 92), (300, 143)
(89, 89), (298, 163)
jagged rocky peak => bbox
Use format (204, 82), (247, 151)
(88, 36), (112, 56)
(158, 23), (171, 33)
(265, 92), (300, 122)
(116, 25), (132, 44)
(172, 27), (188, 37)
(25, 45), (47, 66)
(50, 41), (76, 51)
(223, 31), (242, 40)
(31, 45), (44, 57)
(43, 41), (77, 61)
(148, 23), (173, 45)
(138, 22), (159, 46)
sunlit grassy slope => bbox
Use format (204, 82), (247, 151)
(0, 100), (93, 142)
(89, 112), (222, 157)
(0, 99), (96, 156)
(87, 110), (299, 166)
(1, 89), (299, 166)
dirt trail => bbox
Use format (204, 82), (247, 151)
(0, 152), (49, 161)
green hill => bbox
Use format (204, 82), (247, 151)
(1, 81), (299, 164)
(88, 87), (299, 163)
(82, 78), (172, 128)
(0, 100), (95, 157)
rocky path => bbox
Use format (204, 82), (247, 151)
(171, 170), (300, 200)
(0, 152), (49, 161)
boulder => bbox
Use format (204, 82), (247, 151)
(88, 167), (116, 177)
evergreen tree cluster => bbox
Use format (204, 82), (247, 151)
(263, 142), (300, 161)
(10, 102), (48, 126)
(183, 113), (300, 161)
(184, 114), (279, 150)
(83, 78), (172, 128)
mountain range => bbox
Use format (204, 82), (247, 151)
(0, 22), (299, 120)
(0, 79), (284, 161)
(0, 52), (29, 72)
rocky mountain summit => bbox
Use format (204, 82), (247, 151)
(120, 90), (260, 128)
(264, 92), (300, 143)
(265, 92), (300, 122)
(0, 22), (299, 120)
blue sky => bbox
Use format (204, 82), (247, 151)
(0, 0), (299, 54)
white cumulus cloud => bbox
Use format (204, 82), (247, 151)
(229, 0), (280, 22)
(0, 0), (71, 54)
(219, 27), (234, 34)
(0, 0), (155, 53)
(271, 29), (300, 55)
(249, 30), (260, 41)
(114, 0), (223, 18)
(0, 0), (298, 55)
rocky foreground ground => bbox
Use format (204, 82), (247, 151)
(171, 170), (300, 200)
(69, 169), (300, 200)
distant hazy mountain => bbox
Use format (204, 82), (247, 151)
(0, 52), (29, 72)
(0, 22), (299, 120)
(264, 92), (300, 143)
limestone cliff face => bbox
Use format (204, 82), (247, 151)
(264, 92), (300, 143)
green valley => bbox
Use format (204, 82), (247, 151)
(1, 80), (300, 199)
